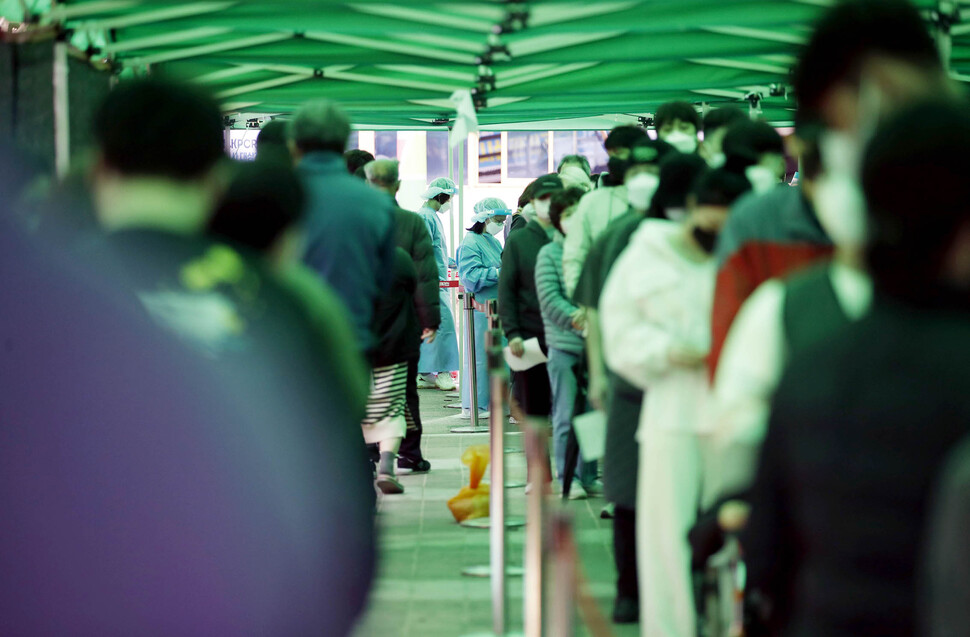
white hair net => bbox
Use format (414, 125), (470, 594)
(421, 177), (457, 199)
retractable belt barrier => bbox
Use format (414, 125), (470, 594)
(450, 290), (486, 434)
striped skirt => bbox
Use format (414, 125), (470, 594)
(361, 361), (409, 444)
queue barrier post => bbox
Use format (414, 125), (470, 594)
(451, 289), (487, 434)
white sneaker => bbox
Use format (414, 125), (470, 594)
(567, 482), (588, 500)
(435, 374), (456, 391)
(416, 375), (436, 389)
(460, 409), (490, 420)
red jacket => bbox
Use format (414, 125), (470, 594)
(709, 186), (833, 379)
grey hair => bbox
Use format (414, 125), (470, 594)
(364, 158), (399, 186)
(290, 100), (351, 154)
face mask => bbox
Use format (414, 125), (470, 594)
(662, 130), (698, 154)
(745, 165), (778, 194)
(521, 203), (536, 223)
(626, 172), (660, 211)
(439, 201), (452, 214)
(534, 199), (552, 221)
(486, 220), (504, 236)
(559, 216), (573, 237)
(665, 207), (688, 222)
(692, 226), (719, 254)
(706, 152), (726, 169)
(606, 156), (630, 184)
(814, 131), (868, 248)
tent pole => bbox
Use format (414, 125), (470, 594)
(449, 131), (463, 389)
(53, 38), (70, 180)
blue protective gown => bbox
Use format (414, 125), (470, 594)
(457, 230), (506, 411)
(416, 205), (460, 374)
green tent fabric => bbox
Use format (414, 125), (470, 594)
(2, 0), (964, 127)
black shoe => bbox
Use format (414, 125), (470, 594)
(612, 597), (639, 624)
(397, 457), (431, 473)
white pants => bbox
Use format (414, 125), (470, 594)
(637, 430), (715, 637)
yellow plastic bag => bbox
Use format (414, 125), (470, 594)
(447, 445), (491, 523)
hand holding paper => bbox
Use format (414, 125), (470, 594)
(503, 337), (547, 371)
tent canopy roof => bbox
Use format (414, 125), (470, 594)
(4, 0), (963, 128)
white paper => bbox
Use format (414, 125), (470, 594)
(572, 410), (607, 462)
(449, 89), (479, 148)
(502, 337), (548, 371)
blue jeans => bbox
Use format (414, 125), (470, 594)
(546, 348), (597, 486)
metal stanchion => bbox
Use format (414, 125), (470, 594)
(451, 291), (488, 434)
(522, 418), (550, 637)
(546, 511), (577, 637)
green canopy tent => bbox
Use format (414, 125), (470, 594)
(5, 0), (961, 132)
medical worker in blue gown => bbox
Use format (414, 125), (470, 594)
(416, 177), (460, 391)
(457, 198), (511, 418)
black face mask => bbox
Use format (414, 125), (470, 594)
(606, 156), (630, 185)
(692, 227), (719, 254)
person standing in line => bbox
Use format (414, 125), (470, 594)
(456, 197), (511, 419)
(291, 100), (396, 360)
(535, 187), (600, 500)
(499, 173), (563, 419)
(416, 177), (461, 391)
(655, 101), (702, 155)
(364, 159), (440, 472)
(600, 168), (749, 637)
(697, 106), (746, 168)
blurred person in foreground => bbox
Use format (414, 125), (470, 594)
(290, 100), (396, 360)
(562, 124), (647, 297)
(709, 0), (955, 503)
(415, 176), (461, 391)
(499, 173), (563, 419)
(457, 197), (511, 420)
(365, 159), (440, 472)
(742, 98), (970, 637)
(698, 106), (747, 168)
(708, 0), (954, 379)
(536, 187), (601, 499)
(2, 79), (376, 635)
(600, 165), (751, 637)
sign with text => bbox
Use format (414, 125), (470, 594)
(226, 129), (260, 161)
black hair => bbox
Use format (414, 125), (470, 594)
(691, 167), (752, 208)
(93, 78), (224, 180)
(863, 99), (970, 303)
(518, 179), (540, 209)
(604, 125), (648, 151)
(721, 120), (785, 174)
(256, 120), (292, 165)
(549, 187), (585, 234)
(344, 149), (375, 175)
(433, 192), (451, 206)
(702, 107), (747, 138)
(647, 153), (709, 219)
(209, 161), (306, 252)
(467, 221), (487, 234)
(793, 0), (940, 122)
(655, 101), (702, 133)
(557, 154), (592, 176)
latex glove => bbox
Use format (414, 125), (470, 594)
(669, 345), (707, 368)
(509, 337), (525, 357)
(421, 328), (437, 344)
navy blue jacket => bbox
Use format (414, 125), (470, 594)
(299, 151), (395, 354)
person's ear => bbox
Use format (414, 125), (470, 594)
(393, 180), (401, 195)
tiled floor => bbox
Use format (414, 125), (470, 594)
(352, 387), (640, 637)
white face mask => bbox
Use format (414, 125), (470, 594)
(626, 172), (661, 211)
(534, 198), (552, 221)
(486, 220), (504, 235)
(438, 200), (452, 214)
(706, 152), (726, 169)
(661, 130), (698, 154)
(814, 131), (868, 248)
(745, 165), (778, 194)
(521, 203), (536, 222)
(559, 215), (573, 236)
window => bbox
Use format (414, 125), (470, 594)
(553, 131), (610, 174)
(426, 130), (467, 181)
(375, 131), (398, 159)
(507, 132), (549, 179)
(345, 131), (359, 151)
(478, 132), (502, 183)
